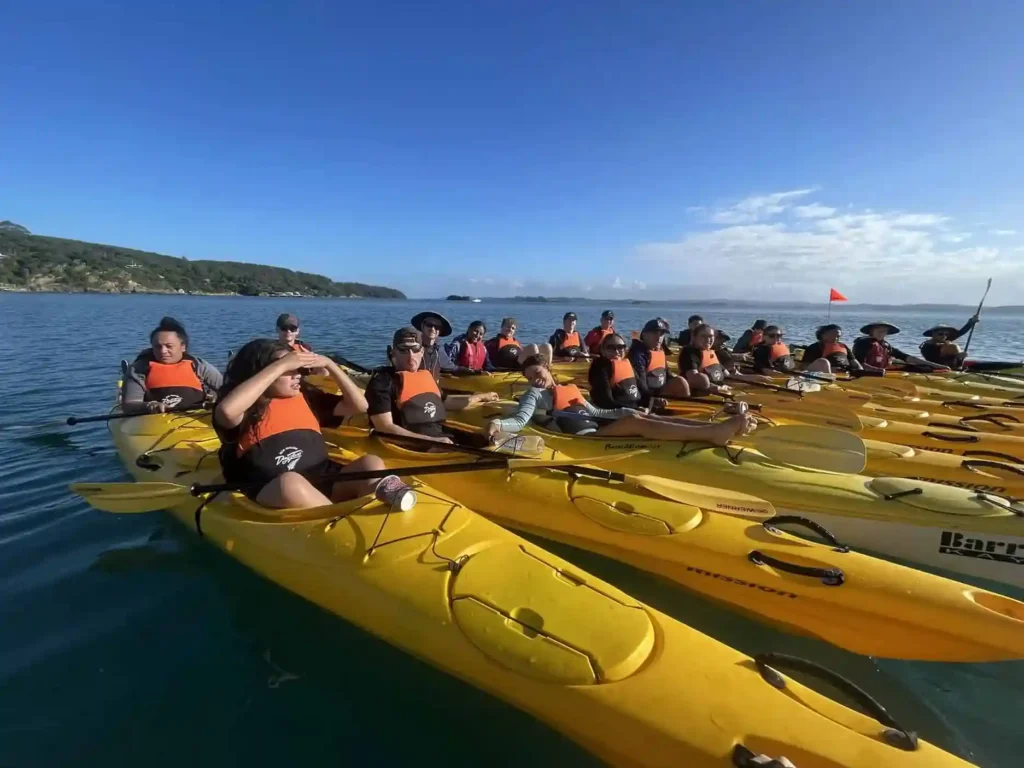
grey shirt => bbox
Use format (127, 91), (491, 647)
(488, 387), (633, 436)
(121, 355), (223, 405)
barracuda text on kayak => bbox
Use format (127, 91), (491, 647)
(939, 531), (1024, 565)
(603, 442), (660, 452)
(685, 566), (799, 598)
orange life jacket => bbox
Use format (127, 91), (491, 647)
(144, 357), (205, 408)
(766, 342), (796, 373)
(586, 327), (614, 354)
(497, 335), (520, 349)
(701, 349), (726, 384)
(558, 331), (582, 354)
(489, 334), (522, 369)
(820, 341), (851, 369)
(645, 348), (668, 390)
(395, 369), (447, 433)
(235, 394), (328, 478)
(550, 383), (598, 435)
(608, 358), (640, 407)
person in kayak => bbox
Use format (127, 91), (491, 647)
(919, 316), (980, 368)
(411, 311), (457, 382)
(732, 319), (768, 354)
(549, 312), (590, 361)
(583, 310), (616, 355)
(630, 318), (691, 399)
(678, 324), (769, 395)
(122, 316), (223, 414)
(676, 315), (703, 348)
(800, 324), (867, 374)
(276, 313), (314, 353)
(484, 317), (552, 370)
(213, 339), (381, 509)
(446, 320), (496, 373)
(712, 329), (737, 370)
(853, 322), (945, 371)
(487, 355), (755, 444)
(367, 327), (499, 445)
(751, 325), (798, 374)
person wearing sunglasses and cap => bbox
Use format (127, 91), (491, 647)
(549, 312), (589, 361)
(486, 352), (755, 445)
(919, 314), (980, 369)
(750, 325), (798, 375)
(411, 310), (457, 382)
(853, 322), (944, 371)
(628, 318), (691, 402)
(583, 310), (617, 356)
(276, 312), (328, 376)
(678, 323), (769, 396)
(800, 324), (866, 374)
(365, 327), (499, 445)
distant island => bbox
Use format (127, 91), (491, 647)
(0, 221), (405, 298)
(446, 294), (481, 302)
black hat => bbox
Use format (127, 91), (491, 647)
(392, 327), (423, 348)
(276, 313), (299, 329)
(601, 309), (614, 319)
(410, 311), (452, 337)
(923, 324), (959, 338)
(860, 322), (900, 335)
(714, 329), (731, 343)
(752, 319), (768, 330)
(563, 312), (577, 321)
(816, 323), (842, 340)
(642, 318), (670, 334)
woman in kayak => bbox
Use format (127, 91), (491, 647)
(213, 339), (382, 509)
(484, 317), (552, 370)
(853, 322), (944, 371)
(919, 316), (979, 368)
(583, 310), (616, 356)
(732, 319), (768, 354)
(677, 324), (769, 395)
(751, 325), (797, 374)
(800, 324), (868, 374)
(446, 321), (496, 373)
(122, 316), (223, 414)
(488, 355), (755, 444)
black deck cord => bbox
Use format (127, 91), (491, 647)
(762, 515), (849, 552)
(193, 493), (220, 537)
(754, 652), (918, 751)
(731, 745), (790, 768)
(747, 551), (844, 586)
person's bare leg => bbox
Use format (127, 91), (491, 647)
(520, 343), (541, 360)
(806, 359), (832, 374)
(596, 411), (754, 446)
(256, 471), (332, 509)
(331, 454), (387, 501)
(659, 375), (690, 398)
(536, 343), (553, 365)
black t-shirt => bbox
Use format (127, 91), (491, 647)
(677, 329), (692, 347)
(365, 366), (447, 437)
(752, 344), (796, 373)
(678, 346), (702, 374)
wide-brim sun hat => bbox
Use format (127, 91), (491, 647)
(860, 322), (900, 335)
(410, 311), (453, 337)
(922, 324), (959, 338)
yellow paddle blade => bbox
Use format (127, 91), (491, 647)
(844, 376), (920, 398)
(747, 424), (867, 474)
(629, 475), (776, 519)
(70, 482), (192, 513)
(759, 404), (864, 433)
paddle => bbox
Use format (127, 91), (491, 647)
(663, 397), (865, 433)
(67, 405), (210, 426)
(961, 277), (992, 359)
(330, 355), (373, 375)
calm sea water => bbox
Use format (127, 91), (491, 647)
(1, 293), (1022, 768)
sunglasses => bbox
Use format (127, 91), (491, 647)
(605, 343), (627, 351)
(766, 333), (783, 339)
(395, 344), (423, 354)
(279, 325), (298, 332)
(422, 321), (442, 330)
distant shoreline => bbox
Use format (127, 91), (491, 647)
(0, 286), (387, 298)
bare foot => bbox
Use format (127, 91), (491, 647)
(705, 413), (756, 446)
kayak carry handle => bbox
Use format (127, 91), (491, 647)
(747, 551), (844, 586)
(731, 745), (792, 768)
(962, 459), (1024, 478)
(961, 413), (1021, 430)
(762, 515), (849, 552)
(922, 431), (980, 443)
(963, 450), (1024, 465)
(753, 652), (918, 752)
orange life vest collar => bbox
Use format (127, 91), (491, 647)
(237, 395), (321, 457)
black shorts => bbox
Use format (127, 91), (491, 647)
(238, 460), (341, 501)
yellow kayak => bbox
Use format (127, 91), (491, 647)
(82, 411), (979, 768)
(323, 424), (1024, 662)
(457, 405), (1024, 591)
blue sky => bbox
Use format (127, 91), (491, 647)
(3, 1), (1022, 303)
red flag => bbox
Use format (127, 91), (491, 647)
(829, 288), (847, 302)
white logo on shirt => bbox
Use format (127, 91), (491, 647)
(424, 402), (437, 418)
(628, 385), (639, 398)
(275, 447), (303, 470)
(161, 394), (183, 407)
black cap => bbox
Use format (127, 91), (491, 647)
(392, 327), (423, 348)
(816, 323), (842, 340)
(714, 329), (731, 343)
(276, 313), (299, 329)
(642, 318), (670, 334)
(923, 324), (959, 338)
(410, 311), (452, 337)
(563, 312), (577, 321)
(860, 322), (900, 336)
(601, 309), (614, 319)
(753, 319), (768, 330)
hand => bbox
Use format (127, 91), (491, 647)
(971, 314), (980, 324)
(432, 435), (454, 445)
(652, 397), (668, 411)
(473, 392), (500, 404)
(485, 421), (501, 440)
(278, 350), (323, 373)
(480, 371), (492, 377)
(145, 401), (167, 413)
(714, 385), (733, 396)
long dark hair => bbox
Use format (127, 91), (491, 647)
(218, 338), (292, 439)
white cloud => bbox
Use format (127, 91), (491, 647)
(793, 203), (837, 219)
(991, 229), (1017, 236)
(632, 279), (647, 290)
(611, 276), (622, 289)
(632, 191), (1020, 302)
(708, 189), (813, 224)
